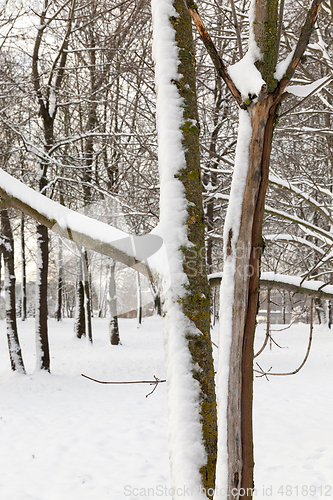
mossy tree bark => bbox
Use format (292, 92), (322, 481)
(154, 1), (217, 495)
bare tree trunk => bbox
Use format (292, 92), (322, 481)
(1, 209), (25, 373)
(35, 220), (50, 372)
(21, 212), (27, 321)
(136, 272), (142, 326)
(82, 250), (93, 343)
(55, 236), (63, 321)
(107, 259), (120, 345)
(74, 258), (86, 339)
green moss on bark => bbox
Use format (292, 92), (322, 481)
(253, 0), (279, 92)
(171, 0), (217, 495)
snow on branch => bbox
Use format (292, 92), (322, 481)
(269, 174), (331, 222)
(265, 205), (333, 243)
(215, 191), (333, 244)
(278, 0), (324, 94)
(265, 233), (327, 256)
(284, 75), (332, 99)
(209, 271), (333, 299)
(0, 169), (161, 278)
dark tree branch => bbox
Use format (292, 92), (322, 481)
(81, 374), (166, 398)
(275, 0), (285, 66)
(277, 0), (324, 95)
(183, 0), (244, 107)
(229, 0), (243, 58)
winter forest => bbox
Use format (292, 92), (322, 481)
(0, 0), (333, 499)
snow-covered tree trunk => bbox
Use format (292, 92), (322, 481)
(211, 1), (323, 498)
(1, 209), (25, 373)
(35, 214), (50, 372)
(136, 272), (142, 326)
(74, 258), (86, 339)
(149, 281), (162, 316)
(151, 1), (217, 497)
(107, 259), (120, 345)
(55, 236), (63, 321)
(82, 249), (93, 343)
(20, 213), (27, 322)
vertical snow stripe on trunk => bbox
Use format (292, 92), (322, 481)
(215, 110), (252, 500)
(151, 0), (216, 498)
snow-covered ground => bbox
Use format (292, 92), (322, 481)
(0, 317), (332, 499)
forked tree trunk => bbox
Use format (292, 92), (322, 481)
(184, 1), (323, 498)
(1, 209), (26, 373)
(218, 2), (322, 498)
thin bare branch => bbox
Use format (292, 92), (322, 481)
(277, 0), (324, 95)
(81, 374), (166, 398)
(229, 0), (243, 58)
(275, 0), (285, 67)
(183, 0), (244, 107)
(254, 288), (271, 358)
(254, 299), (314, 378)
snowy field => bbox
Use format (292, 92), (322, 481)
(0, 317), (332, 499)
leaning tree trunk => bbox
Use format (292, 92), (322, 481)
(1, 209), (26, 373)
(151, 1), (217, 497)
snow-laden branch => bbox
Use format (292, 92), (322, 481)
(265, 233), (327, 256)
(276, 126), (333, 137)
(0, 169), (161, 279)
(269, 174), (332, 222)
(265, 204), (333, 243)
(209, 271), (333, 299)
(215, 190), (333, 244)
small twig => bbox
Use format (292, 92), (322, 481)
(254, 299), (314, 379)
(269, 335), (287, 350)
(255, 362), (272, 381)
(255, 289), (271, 357)
(229, 0), (243, 58)
(81, 374), (166, 398)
